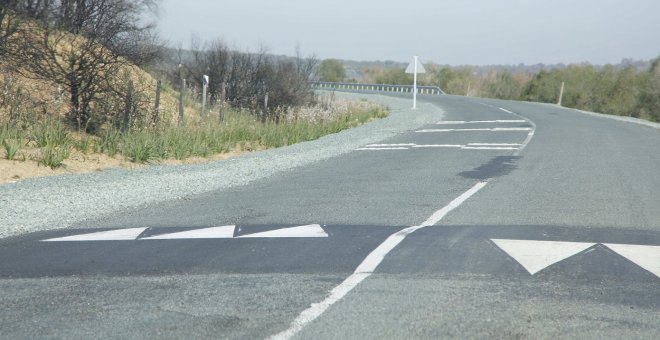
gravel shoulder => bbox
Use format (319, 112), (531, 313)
(0, 93), (444, 239)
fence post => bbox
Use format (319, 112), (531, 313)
(123, 80), (133, 132)
(178, 78), (185, 125)
(152, 79), (161, 128)
(219, 82), (226, 123)
(557, 81), (565, 106)
(264, 92), (269, 115)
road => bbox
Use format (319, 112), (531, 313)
(1, 94), (659, 339)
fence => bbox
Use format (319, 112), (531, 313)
(311, 82), (445, 95)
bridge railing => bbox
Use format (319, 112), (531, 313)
(311, 82), (445, 95)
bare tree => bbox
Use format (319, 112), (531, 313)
(4, 0), (162, 131)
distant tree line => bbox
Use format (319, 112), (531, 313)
(347, 58), (660, 122)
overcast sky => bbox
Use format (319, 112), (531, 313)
(157, 0), (660, 65)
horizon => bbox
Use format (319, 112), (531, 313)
(157, 0), (660, 66)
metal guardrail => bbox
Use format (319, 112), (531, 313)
(311, 82), (445, 95)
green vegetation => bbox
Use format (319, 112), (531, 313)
(360, 56), (660, 122)
(318, 59), (347, 82)
(0, 99), (388, 167)
(429, 59), (660, 121)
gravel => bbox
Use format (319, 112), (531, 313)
(0, 92), (445, 239)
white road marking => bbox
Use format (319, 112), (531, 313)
(462, 146), (518, 150)
(415, 127), (531, 133)
(357, 143), (520, 151)
(411, 144), (462, 148)
(491, 239), (596, 275)
(269, 182), (488, 340)
(499, 107), (514, 114)
(238, 224), (328, 238)
(355, 147), (409, 150)
(436, 119), (526, 124)
(603, 243), (660, 278)
(141, 225), (236, 239)
(365, 143), (416, 147)
(42, 225), (329, 241)
(42, 227), (148, 242)
(467, 143), (522, 146)
(492, 127), (533, 131)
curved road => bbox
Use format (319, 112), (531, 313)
(1, 94), (659, 339)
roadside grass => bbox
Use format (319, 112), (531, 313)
(1, 124), (25, 161)
(0, 98), (388, 166)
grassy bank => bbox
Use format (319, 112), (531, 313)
(0, 97), (387, 169)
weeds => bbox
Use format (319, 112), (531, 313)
(3, 139), (22, 160)
(1, 124), (24, 160)
(32, 120), (71, 147)
(98, 129), (121, 156)
(1, 96), (388, 166)
(122, 132), (154, 163)
(38, 145), (70, 169)
(75, 136), (93, 154)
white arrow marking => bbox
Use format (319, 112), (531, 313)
(238, 224), (328, 238)
(141, 225), (236, 240)
(603, 243), (660, 278)
(42, 227), (148, 242)
(491, 239), (596, 275)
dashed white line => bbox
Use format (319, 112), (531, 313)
(436, 119), (526, 124)
(355, 147), (409, 151)
(365, 143), (416, 147)
(415, 127), (532, 133)
(462, 146), (518, 150)
(499, 107), (514, 114)
(269, 182), (488, 340)
(357, 143), (521, 151)
(411, 144), (462, 148)
(467, 143), (522, 146)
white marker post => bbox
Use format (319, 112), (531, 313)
(201, 75), (209, 117)
(405, 56), (426, 109)
(413, 56), (418, 109)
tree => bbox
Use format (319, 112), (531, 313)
(317, 59), (345, 82)
(374, 68), (410, 85)
(5, 0), (161, 131)
(636, 57), (660, 121)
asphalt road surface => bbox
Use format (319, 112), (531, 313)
(1, 94), (659, 339)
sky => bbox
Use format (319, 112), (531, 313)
(157, 0), (660, 65)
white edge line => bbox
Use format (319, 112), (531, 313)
(355, 147), (409, 151)
(468, 143), (522, 146)
(412, 144), (462, 148)
(491, 105), (537, 156)
(462, 147), (518, 150)
(436, 120), (526, 125)
(268, 181), (488, 340)
(513, 115), (537, 156)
